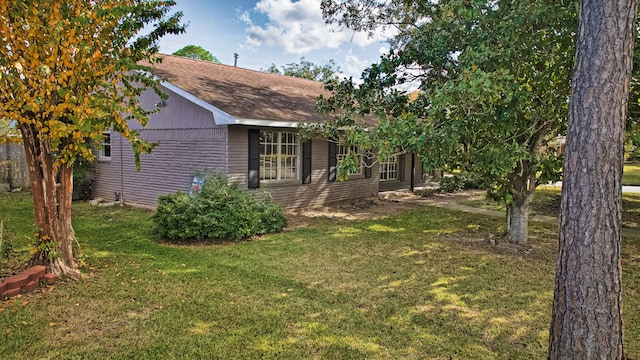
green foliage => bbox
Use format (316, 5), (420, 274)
(0, 118), (19, 143)
(172, 44), (220, 63)
(153, 173), (287, 242)
(318, 0), (579, 241)
(0, 0), (186, 169)
(264, 57), (340, 82)
(438, 176), (466, 193)
(439, 173), (483, 193)
(31, 234), (59, 261)
(72, 141), (97, 183)
(318, 1), (577, 189)
(537, 151), (564, 185)
(263, 63), (281, 74)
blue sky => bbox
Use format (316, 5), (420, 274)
(156, 0), (392, 79)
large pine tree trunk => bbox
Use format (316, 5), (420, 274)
(548, 0), (636, 358)
(20, 123), (80, 279)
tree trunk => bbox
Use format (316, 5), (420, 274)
(548, 0), (636, 358)
(506, 193), (532, 245)
(506, 161), (537, 245)
(50, 165), (79, 277)
(20, 123), (80, 279)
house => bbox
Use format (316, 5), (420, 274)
(92, 54), (424, 209)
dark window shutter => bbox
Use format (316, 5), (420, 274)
(364, 152), (372, 179)
(302, 140), (312, 184)
(399, 154), (406, 182)
(248, 129), (260, 188)
(328, 141), (337, 182)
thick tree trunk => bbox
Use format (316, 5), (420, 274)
(506, 194), (532, 245)
(20, 123), (80, 279)
(506, 162), (537, 245)
(50, 165), (79, 277)
(548, 0), (636, 358)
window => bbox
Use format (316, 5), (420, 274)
(379, 155), (399, 181)
(99, 132), (111, 158)
(260, 131), (299, 181)
(336, 144), (362, 175)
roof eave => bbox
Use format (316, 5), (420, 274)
(234, 118), (301, 128)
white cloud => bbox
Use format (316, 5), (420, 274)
(239, 11), (252, 26)
(244, 0), (391, 54)
(343, 49), (369, 78)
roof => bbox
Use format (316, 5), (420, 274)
(150, 54), (333, 126)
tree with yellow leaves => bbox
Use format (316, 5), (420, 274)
(0, 1), (184, 278)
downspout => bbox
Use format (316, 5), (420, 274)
(410, 153), (415, 192)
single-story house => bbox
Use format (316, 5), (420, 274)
(92, 54), (425, 209)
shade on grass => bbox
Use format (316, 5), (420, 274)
(624, 164), (640, 185)
(0, 192), (638, 359)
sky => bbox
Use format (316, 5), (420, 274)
(156, 0), (392, 79)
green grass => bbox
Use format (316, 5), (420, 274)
(624, 164), (640, 185)
(459, 187), (640, 232)
(1, 192), (639, 359)
(458, 188), (562, 216)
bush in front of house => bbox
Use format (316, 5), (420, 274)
(153, 172), (287, 242)
(438, 172), (483, 193)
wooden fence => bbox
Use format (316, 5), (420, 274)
(0, 143), (29, 190)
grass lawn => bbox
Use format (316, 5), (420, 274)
(459, 186), (640, 232)
(625, 164), (640, 185)
(1, 191), (639, 359)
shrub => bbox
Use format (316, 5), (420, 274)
(153, 173), (287, 242)
(438, 175), (465, 193)
(438, 172), (483, 193)
(415, 188), (437, 197)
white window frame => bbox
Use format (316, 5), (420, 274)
(99, 132), (111, 159)
(379, 155), (399, 181)
(260, 131), (300, 181)
(336, 144), (362, 176)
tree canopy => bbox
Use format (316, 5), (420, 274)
(0, 0), (185, 277)
(316, 0), (578, 244)
(264, 57), (341, 82)
(172, 44), (220, 63)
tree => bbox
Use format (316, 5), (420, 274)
(318, 0), (577, 244)
(0, 1), (185, 278)
(172, 44), (220, 63)
(263, 63), (281, 75)
(623, 37), (640, 160)
(0, 118), (17, 138)
(264, 57), (341, 82)
(548, 0), (636, 358)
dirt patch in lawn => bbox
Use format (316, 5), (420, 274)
(285, 189), (486, 229)
(286, 197), (422, 229)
